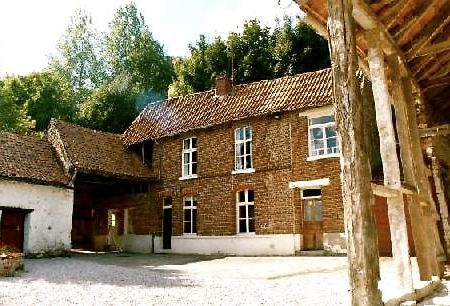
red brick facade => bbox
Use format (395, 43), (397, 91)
(130, 109), (344, 241)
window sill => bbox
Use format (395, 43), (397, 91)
(236, 232), (256, 236)
(306, 153), (340, 162)
(179, 174), (198, 181)
(231, 168), (255, 175)
(182, 233), (197, 237)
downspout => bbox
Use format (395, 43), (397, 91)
(289, 118), (297, 252)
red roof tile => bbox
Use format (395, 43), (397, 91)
(49, 120), (153, 180)
(123, 68), (333, 145)
(0, 133), (69, 186)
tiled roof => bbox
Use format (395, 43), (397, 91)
(49, 119), (153, 180)
(0, 133), (69, 186)
(123, 68), (333, 145)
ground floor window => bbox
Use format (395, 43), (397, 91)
(237, 190), (255, 233)
(183, 196), (197, 234)
(301, 189), (322, 222)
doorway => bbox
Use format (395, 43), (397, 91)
(0, 209), (27, 252)
(302, 189), (324, 250)
(162, 197), (172, 249)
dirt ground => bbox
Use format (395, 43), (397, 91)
(0, 253), (447, 305)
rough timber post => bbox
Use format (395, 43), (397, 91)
(431, 156), (450, 257)
(388, 54), (434, 280)
(327, 1), (382, 305)
(403, 80), (444, 277)
(366, 30), (414, 294)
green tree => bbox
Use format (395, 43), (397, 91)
(0, 85), (34, 133)
(105, 3), (173, 96)
(50, 10), (105, 101)
(169, 17), (330, 94)
(79, 74), (138, 133)
(1, 72), (75, 131)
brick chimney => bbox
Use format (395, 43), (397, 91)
(215, 76), (232, 96)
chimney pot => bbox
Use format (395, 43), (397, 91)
(215, 76), (232, 96)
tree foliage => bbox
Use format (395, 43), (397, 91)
(1, 6), (330, 134)
(50, 11), (105, 102)
(79, 73), (138, 133)
(1, 72), (75, 131)
(169, 18), (330, 97)
(0, 85), (35, 133)
(104, 3), (173, 96)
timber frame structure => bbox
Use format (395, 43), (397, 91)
(295, 0), (450, 305)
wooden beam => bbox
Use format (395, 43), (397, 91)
(327, 1), (382, 304)
(403, 80), (445, 275)
(420, 124), (450, 137)
(431, 157), (450, 257)
(350, 0), (422, 95)
(406, 11), (450, 60)
(389, 54), (435, 280)
(367, 30), (414, 295)
(416, 40), (450, 57)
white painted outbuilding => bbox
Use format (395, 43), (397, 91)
(0, 133), (73, 254)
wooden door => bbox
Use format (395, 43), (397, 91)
(302, 198), (324, 250)
(0, 210), (26, 251)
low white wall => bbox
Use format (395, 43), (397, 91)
(121, 234), (153, 253)
(323, 232), (347, 254)
(0, 180), (73, 254)
(153, 234), (301, 256)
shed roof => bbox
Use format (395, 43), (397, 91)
(298, 0), (450, 125)
(123, 68), (333, 145)
(0, 132), (69, 186)
(49, 119), (153, 181)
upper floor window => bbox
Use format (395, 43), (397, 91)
(237, 190), (255, 233)
(142, 141), (153, 166)
(182, 137), (197, 178)
(235, 127), (253, 171)
(183, 196), (197, 234)
(308, 115), (340, 158)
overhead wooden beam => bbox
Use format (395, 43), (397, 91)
(327, 1), (382, 304)
(367, 29), (414, 295)
(420, 124), (450, 137)
(350, 0), (422, 94)
(406, 11), (450, 60)
(396, 0), (448, 47)
(416, 40), (450, 57)
(300, 8), (372, 77)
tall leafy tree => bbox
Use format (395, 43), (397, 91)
(104, 3), (173, 96)
(79, 74), (138, 133)
(169, 18), (330, 96)
(1, 72), (75, 131)
(50, 11), (105, 101)
(0, 84), (35, 133)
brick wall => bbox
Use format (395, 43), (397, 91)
(291, 114), (344, 233)
(131, 109), (344, 237)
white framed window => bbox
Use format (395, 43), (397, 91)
(181, 137), (198, 178)
(301, 189), (322, 222)
(237, 190), (255, 233)
(308, 115), (340, 159)
(234, 127), (253, 172)
(183, 196), (197, 234)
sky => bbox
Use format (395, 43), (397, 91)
(0, 0), (301, 76)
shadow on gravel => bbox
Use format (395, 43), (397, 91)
(1, 253), (224, 289)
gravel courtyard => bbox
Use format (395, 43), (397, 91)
(0, 253), (446, 305)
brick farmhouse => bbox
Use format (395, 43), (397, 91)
(0, 68), (402, 255)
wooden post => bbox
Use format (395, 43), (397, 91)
(431, 157), (450, 256)
(366, 30), (413, 294)
(403, 79), (445, 276)
(388, 54), (434, 280)
(327, 1), (383, 305)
